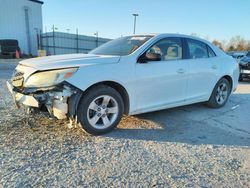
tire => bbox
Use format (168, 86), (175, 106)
(77, 85), (124, 135)
(206, 78), (231, 108)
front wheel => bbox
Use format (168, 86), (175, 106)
(77, 85), (124, 135)
(206, 78), (231, 108)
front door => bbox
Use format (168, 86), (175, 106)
(135, 37), (189, 112)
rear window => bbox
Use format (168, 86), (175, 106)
(187, 39), (208, 59)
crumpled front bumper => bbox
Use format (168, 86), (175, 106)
(6, 81), (79, 120)
(6, 81), (39, 108)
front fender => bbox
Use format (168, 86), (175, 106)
(66, 60), (136, 114)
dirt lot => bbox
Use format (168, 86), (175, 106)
(0, 59), (250, 187)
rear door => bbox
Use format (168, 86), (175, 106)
(185, 38), (218, 102)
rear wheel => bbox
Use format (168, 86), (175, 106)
(206, 78), (231, 108)
(77, 85), (124, 135)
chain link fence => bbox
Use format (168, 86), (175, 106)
(39, 31), (111, 55)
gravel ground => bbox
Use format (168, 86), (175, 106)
(0, 60), (250, 187)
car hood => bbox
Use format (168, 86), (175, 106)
(19, 54), (121, 70)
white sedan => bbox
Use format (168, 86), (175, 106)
(8, 34), (239, 135)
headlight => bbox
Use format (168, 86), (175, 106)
(24, 68), (78, 87)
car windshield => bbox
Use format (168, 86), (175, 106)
(89, 36), (153, 56)
(246, 51), (250, 57)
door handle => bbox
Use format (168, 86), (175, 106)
(177, 68), (185, 74)
(211, 65), (217, 70)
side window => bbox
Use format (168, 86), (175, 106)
(207, 46), (216, 57)
(147, 38), (183, 61)
(187, 39), (208, 59)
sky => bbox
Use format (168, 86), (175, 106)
(42, 0), (250, 41)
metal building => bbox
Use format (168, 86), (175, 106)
(0, 0), (43, 56)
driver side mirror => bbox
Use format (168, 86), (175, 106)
(138, 52), (161, 63)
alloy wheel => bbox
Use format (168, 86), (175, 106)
(215, 83), (228, 105)
(87, 95), (119, 129)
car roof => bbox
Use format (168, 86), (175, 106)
(131, 33), (212, 44)
(156, 33), (211, 42)
(132, 33), (202, 39)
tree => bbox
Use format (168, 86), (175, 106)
(246, 41), (250, 51)
(212, 40), (224, 50)
(227, 45), (235, 51)
(227, 36), (249, 51)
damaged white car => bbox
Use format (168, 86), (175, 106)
(7, 34), (239, 135)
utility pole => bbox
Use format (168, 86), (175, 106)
(132, 13), (139, 34)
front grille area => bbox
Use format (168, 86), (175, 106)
(12, 71), (24, 87)
(240, 62), (250, 70)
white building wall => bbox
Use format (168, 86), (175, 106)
(0, 0), (43, 56)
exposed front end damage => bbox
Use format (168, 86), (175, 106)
(7, 80), (82, 120)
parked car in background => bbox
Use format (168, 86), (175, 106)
(239, 51), (250, 81)
(7, 34), (239, 135)
(232, 52), (245, 62)
(0, 39), (20, 58)
(227, 52), (246, 63)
